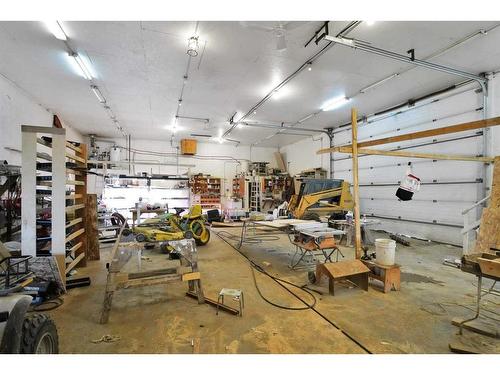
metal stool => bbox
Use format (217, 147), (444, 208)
(216, 288), (244, 317)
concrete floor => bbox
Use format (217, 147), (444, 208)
(49, 227), (500, 354)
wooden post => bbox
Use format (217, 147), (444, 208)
(351, 108), (362, 259)
(86, 194), (100, 260)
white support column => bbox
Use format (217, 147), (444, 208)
(51, 129), (66, 256)
(21, 127), (37, 256)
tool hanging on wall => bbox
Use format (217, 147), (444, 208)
(396, 162), (421, 201)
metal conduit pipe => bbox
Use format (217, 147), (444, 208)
(332, 132), (483, 162)
(359, 180), (482, 187)
(328, 80), (477, 134)
(360, 197), (476, 204)
(241, 122), (327, 134)
(324, 35), (487, 84)
(222, 21), (362, 140)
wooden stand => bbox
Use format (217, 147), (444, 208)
(99, 229), (204, 324)
(362, 260), (401, 293)
(315, 260), (370, 295)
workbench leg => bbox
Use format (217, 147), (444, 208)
(385, 268), (400, 292)
(328, 278), (335, 296)
(459, 275), (482, 335)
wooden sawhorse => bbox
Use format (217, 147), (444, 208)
(314, 260), (370, 295)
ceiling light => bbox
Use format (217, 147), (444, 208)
(91, 85), (106, 103)
(178, 100), (182, 106)
(44, 21), (68, 40)
(183, 75), (188, 84)
(321, 95), (350, 111)
(324, 35), (355, 47)
(253, 111), (257, 115)
(187, 36), (199, 57)
(307, 62), (312, 71)
(70, 53), (93, 80)
(217, 137), (224, 144)
(275, 29), (287, 51)
(365, 21), (376, 26)
(104, 105), (116, 120)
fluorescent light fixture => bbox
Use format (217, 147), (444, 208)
(365, 21), (376, 26)
(298, 113), (315, 123)
(324, 35), (355, 47)
(359, 73), (399, 93)
(187, 36), (199, 57)
(321, 95), (350, 111)
(91, 85), (106, 103)
(70, 53), (93, 80)
(103, 105), (116, 120)
(44, 21), (68, 40)
(236, 123), (244, 129)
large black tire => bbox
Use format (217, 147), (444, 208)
(20, 314), (59, 354)
(195, 229), (210, 246)
(301, 212), (320, 221)
(135, 233), (146, 242)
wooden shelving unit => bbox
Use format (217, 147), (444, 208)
(22, 126), (88, 286)
(190, 175), (221, 209)
(232, 176), (245, 199)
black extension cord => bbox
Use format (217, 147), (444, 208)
(213, 228), (372, 354)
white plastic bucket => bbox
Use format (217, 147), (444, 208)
(375, 239), (396, 265)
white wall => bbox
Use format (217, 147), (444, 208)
(282, 81), (499, 245)
(0, 74), (84, 166)
(88, 137), (278, 197)
(279, 134), (330, 176)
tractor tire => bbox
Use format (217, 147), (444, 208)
(190, 220), (210, 246)
(195, 228), (210, 246)
(135, 233), (146, 242)
(301, 212), (320, 222)
(122, 228), (132, 237)
(20, 314), (59, 354)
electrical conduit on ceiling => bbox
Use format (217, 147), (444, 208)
(221, 21), (362, 143)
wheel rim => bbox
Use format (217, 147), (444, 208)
(35, 332), (55, 354)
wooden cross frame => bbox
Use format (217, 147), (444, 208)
(316, 113), (500, 259)
(99, 226), (204, 324)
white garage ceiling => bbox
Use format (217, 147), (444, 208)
(0, 20), (499, 147)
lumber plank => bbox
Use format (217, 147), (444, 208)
(317, 116), (500, 154)
(66, 204), (85, 213)
(65, 217), (83, 229)
(351, 108), (362, 259)
(68, 241), (83, 256)
(65, 152), (86, 164)
(335, 146), (494, 163)
(65, 252), (85, 274)
(66, 141), (82, 153)
(65, 228), (85, 243)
